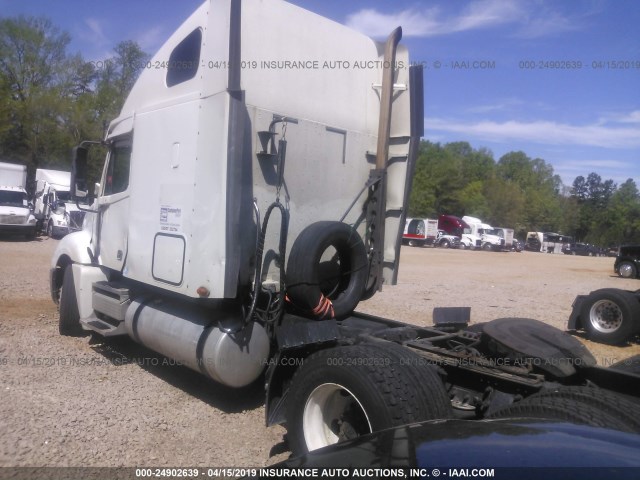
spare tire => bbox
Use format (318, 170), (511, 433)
(287, 221), (368, 319)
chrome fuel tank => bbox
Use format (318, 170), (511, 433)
(125, 299), (270, 387)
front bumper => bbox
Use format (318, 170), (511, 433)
(0, 223), (37, 236)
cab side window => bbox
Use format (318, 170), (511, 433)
(166, 28), (202, 87)
(104, 140), (132, 196)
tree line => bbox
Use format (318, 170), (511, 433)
(0, 15), (148, 186)
(2, 15), (638, 247)
(409, 141), (640, 246)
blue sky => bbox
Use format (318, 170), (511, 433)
(2, 0), (638, 188)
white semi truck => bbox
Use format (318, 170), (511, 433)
(51, 0), (640, 456)
(34, 169), (86, 238)
(0, 161), (37, 239)
(462, 215), (505, 251)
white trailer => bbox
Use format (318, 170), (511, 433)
(526, 231), (572, 253)
(0, 161), (37, 239)
(34, 169), (85, 238)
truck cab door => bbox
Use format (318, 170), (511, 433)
(97, 137), (132, 272)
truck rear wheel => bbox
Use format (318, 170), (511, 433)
(59, 267), (85, 336)
(489, 388), (638, 433)
(529, 386), (640, 430)
(285, 344), (451, 455)
(580, 289), (640, 345)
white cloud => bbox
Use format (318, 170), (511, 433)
(516, 10), (579, 38)
(452, 0), (522, 32)
(345, 7), (442, 37)
(600, 110), (640, 125)
(425, 116), (640, 149)
(135, 25), (165, 53)
(346, 0), (579, 38)
(84, 18), (109, 47)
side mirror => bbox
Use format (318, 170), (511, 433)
(71, 146), (89, 200)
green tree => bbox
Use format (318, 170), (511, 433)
(93, 40), (149, 127)
(0, 16), (72, 171)
(600, 179), (640, 245)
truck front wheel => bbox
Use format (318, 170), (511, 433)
(59, 267), (85, 336)
(285, 344), (451, 455)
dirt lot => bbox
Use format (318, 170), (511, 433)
(1, 236), (639, 468)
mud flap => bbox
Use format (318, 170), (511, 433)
(480, 317), (596, 378)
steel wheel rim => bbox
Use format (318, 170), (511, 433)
(589, 299), (623, 333)
(620, 264), (634, 278)
(303, 383), (372, 451)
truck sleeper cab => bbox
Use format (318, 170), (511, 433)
(50, 0), (640, 458)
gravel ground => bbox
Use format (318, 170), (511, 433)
(1, 236), (639, 468)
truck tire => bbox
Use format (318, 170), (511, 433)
(609, 354), (640, 376)
(285, 344), (451, 455)
(47, 220), (55, 239)
(286, 222), (367, 319)
(525, 386), (640, 431)
(618, 261), (637, 279)
(439, 239), (451, 248)
(59, 267), (85, 336)
(488, 393), (634, 433)
(580, 289), (640, 345)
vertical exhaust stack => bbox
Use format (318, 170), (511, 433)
(224, 0), (247, 298)
(368, 27), (402, 294)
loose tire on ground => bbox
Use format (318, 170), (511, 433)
(59, 266), (85, 336)
(286, 221), (368, 319)
(285, 344), (451, 455)
(579, 289), (640, 345)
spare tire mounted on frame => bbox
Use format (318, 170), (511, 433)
(286, 221), (369, 320)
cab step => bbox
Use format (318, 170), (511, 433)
(80, 315), (127, 337)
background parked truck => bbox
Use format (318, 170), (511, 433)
(33, 168), (86, 238)
(437, 214), (481, 249)
(403, 218), (438, 247)
(0, 161), (37, 239)
(462, 215), (504, 251)
(526, 231), (572, 253)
